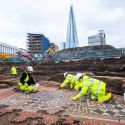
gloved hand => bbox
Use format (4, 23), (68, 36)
(108, 93), (112, 99)
(71, 96), (78, 101)
(24, 83), (28, 87)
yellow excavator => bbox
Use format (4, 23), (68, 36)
(0, 53), (14, 60)
(45, 46), (59, 59)
(46, 47), (54, 54)
(46, 45), (59, 54)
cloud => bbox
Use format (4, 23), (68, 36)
(0, 0), (125, 49)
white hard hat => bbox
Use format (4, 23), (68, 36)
(26, 66), (33, 72)
(64, 72), (68, 77)
(76, 73), (83, 80)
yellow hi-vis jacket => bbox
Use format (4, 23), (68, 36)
(11, 66), (17, 75)
(73, 75), (112, 103)
(74, 75), (90, 91)
(61, 74), (76, 89)
(18, 73), (36, 92)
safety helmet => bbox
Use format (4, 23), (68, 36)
(64, 72), (68, 77)
(26, 66), (33, 72)
(76, 73), (83, 80)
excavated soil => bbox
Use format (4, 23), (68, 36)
(0, 57), (125, 125)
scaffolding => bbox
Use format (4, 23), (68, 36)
(27, 33), (51, 58)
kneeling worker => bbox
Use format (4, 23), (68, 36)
(18, 66), (38, 93)
(71, 73), (112, 103)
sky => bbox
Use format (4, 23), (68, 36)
(0, 0), (125, 49)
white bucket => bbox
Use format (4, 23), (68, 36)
(36, 83), (40, 88)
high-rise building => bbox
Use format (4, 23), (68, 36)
(88, 30), (106, 46)
(0, 42), (18, 54)
(66, 5), (79, 48)
(27, 33), (51, 57)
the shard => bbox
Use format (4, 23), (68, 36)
(66, 5), (79, 48)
